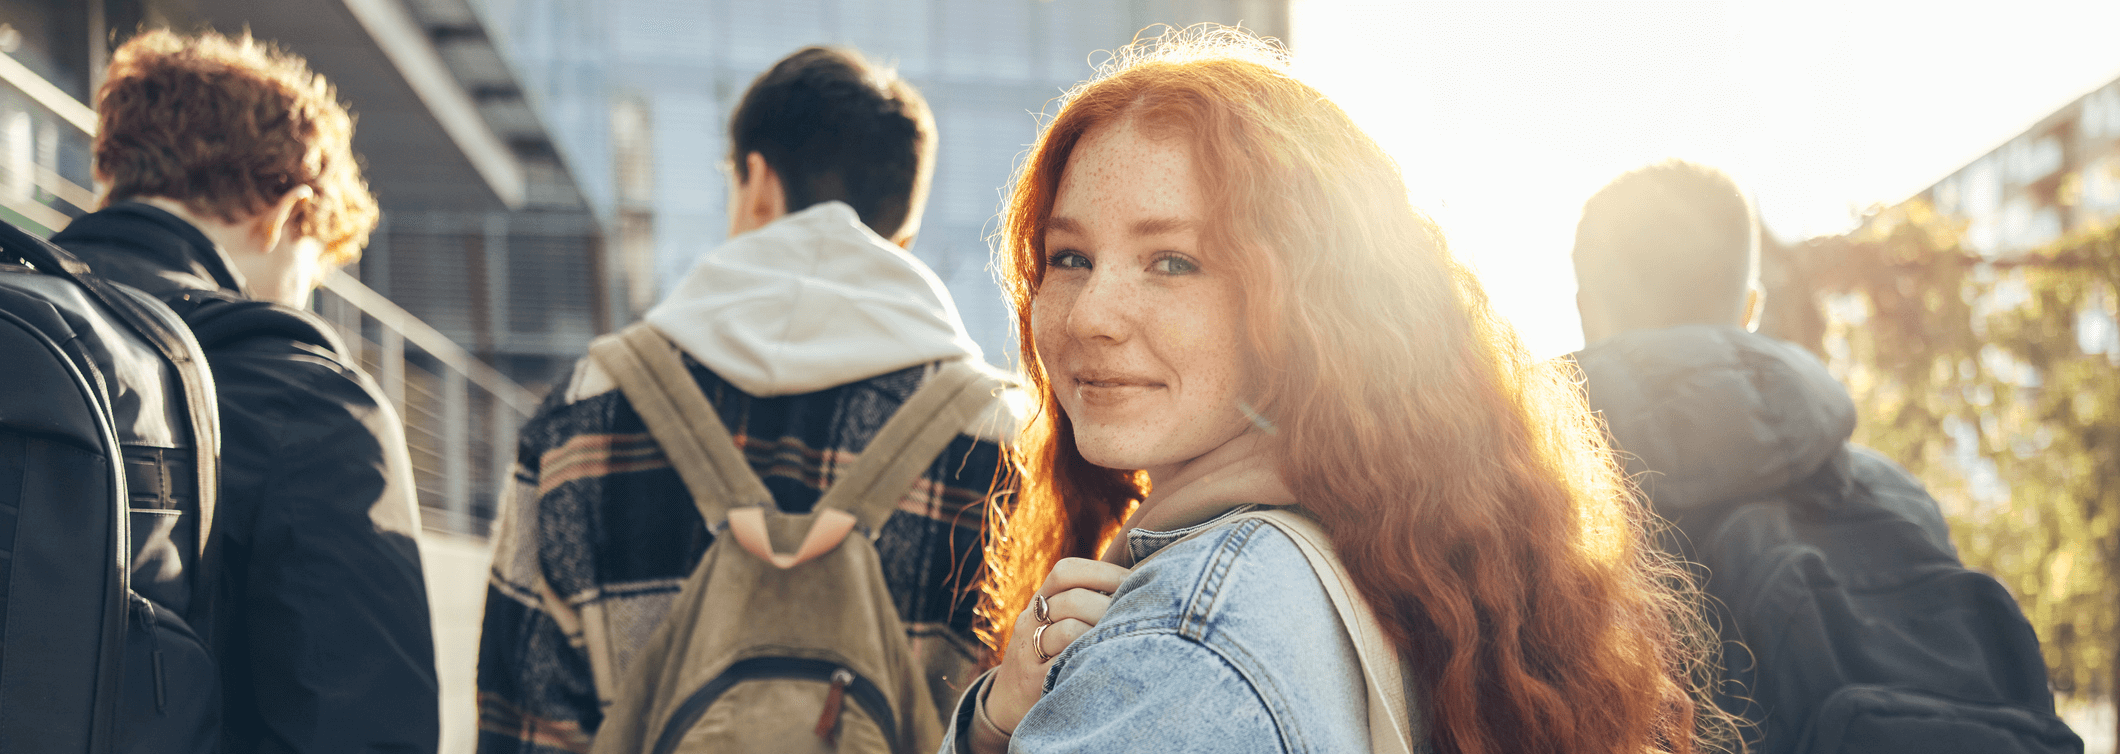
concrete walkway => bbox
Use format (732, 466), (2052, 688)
(422, 532), (494, 754)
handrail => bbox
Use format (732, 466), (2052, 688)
(321, 268), (541, 415)
(1, 193), (71, 232)
(0, 57), (165, 214)
(0, 55), (96, 232)
(0, 52), (98, 134)
(37, 165), (97, 210)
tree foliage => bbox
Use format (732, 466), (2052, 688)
(1761, 202), (2120, 701)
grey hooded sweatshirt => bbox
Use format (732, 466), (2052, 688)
(1574, 324), (1953, 550)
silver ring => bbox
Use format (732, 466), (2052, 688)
(1032, 594), (1052, 625)
(1032, 621), (1056, 663)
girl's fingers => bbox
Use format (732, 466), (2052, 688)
(988, 611), (1094, 733)
(1035, 557), (1128, 598)
(985, 561), (1133, 735)
(1043, 588), (1113, 627)
(1032, 618), (1092, 662)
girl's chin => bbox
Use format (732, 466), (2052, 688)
(1069, 432), (1165, 473)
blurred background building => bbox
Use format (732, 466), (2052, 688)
(1922, 74), (2120, 256)
(481, 0), (1290, 369)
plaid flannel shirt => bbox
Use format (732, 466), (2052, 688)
(475, 357), (1008, 754)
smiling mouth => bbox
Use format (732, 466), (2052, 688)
(1077, 378), (1158, 389)
(1071, 376), (1163, 406)
(1073, 371), (1163, 389)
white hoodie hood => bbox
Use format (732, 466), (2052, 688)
(642, 201), (983, 397)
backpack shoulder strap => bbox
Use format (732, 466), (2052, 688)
(1248, 509), (1423, 754)
(0, 221), (221, 564)
(1162, 507), (1425, 754)
(165, 291), (349, 359)
(814, 359), (1006, 533)
(586, 322), (772, 525)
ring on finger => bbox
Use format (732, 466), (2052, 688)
(1032, 622), (1056, 663)
(1032, 594), (1052, 625)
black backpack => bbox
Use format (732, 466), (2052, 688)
(1670, 446), (2084, 754)
(0, 219), (223, 754)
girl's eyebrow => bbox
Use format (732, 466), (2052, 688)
(1130, 217), (1195, 236)
(1047, 216), (1196, 236)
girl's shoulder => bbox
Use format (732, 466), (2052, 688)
(1111, 514), (1339, 639)
(1037, 515), (1370, 752)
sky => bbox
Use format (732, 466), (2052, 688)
(1289, 0), (2120, 358)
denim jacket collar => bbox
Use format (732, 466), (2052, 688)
(1125, 503), (1269, 564)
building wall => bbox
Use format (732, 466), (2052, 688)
(481, 0), (1291, 367)
(0, 0), (103, 234)
(0, 0), (94, 99)
(1925, 75), (2120, 256)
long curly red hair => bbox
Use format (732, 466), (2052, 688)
(980, 26), (1730, 754)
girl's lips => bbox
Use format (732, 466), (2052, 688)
(1071, 369), (1164, 388)
(1071, 376), (1163, 408)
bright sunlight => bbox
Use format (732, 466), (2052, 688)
(1291, 0), (2120, 358)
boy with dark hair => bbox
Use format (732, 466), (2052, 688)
(1570, 161), (2076, 754)
(726, 46), (937, 246)
(52, 28), (439, 754)
(476, 46), (1010, 754)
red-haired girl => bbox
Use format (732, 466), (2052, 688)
(947, 25), (1728, 754)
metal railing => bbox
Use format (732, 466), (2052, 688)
(0, 52), (94, 234)
(2, 50), (532, 539)
(316, 271), (538, 537)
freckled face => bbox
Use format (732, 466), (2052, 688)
(1032, 121), (1253, 475)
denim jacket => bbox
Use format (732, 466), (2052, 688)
(943, 506), (1372, 752)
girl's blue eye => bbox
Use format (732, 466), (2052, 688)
(1048, 250), (1091, 269)
(1150, 254), (1198, 274)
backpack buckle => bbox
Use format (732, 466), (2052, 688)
(726, 506), (857, 569)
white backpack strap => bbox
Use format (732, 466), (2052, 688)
(1227, 509), (1424, 754)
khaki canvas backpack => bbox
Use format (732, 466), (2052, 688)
(584, 324), (1006, 754)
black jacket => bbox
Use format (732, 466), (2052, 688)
(1575, 325), (2070, 753)
(56, 203), (440, 754)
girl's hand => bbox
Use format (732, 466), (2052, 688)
(985, 557), (1130, 733)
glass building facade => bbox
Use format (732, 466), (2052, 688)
(478, 0), (1292, 366)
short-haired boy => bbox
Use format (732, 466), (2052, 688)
(475, 47), (1008, 753)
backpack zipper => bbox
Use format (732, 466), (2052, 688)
(816, 667), (855, 744)
(130, 592), (167, 713)
(649, 657), (897, 754)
